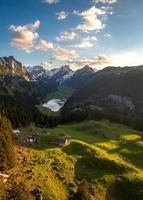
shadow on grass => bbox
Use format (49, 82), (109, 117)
(109, 138), (143, 169)
(62, 141), (127, 183)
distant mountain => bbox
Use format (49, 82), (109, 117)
(0, 56), (96, 105)
(0, 56), (54, 127)
(0, 56), (31, 81)
(0, 56), (53, 104)
(62, 65), (143, 117)
(27, 65), (74, 86)
(28, 64), (95, 89)
(27, 65), (46, 78)
(64, 65), (95, 89)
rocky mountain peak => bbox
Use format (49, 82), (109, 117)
(0, 56), (31, 81)
(27, 65), (46, 78)
(76, 65), (95, 74)
(60, 65), (73, 72)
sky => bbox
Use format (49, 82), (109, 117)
(0, 0), (143, 70)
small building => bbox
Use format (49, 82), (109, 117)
(52, 137), (68, 147)
(26, 135), (39, 146)
(12, 129), (20, 134)
(13, 129), (20, 140)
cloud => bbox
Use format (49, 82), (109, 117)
(41, 61), (53, 69)
(35, 39), (54, 51)
(68, 55), (111, 69)
(56, 11), (68, 20)
(67, 51), (143, 69)
(109, 51), (143, 66)
(95, 55), (111, 65)
(43, 0), (59, 4)
(10, 21), (55, 53)
(104, 33), (112, 38)
(92, 0), (117, 4)
(82, 36), (97, 41)
(69, 35), (97, 49)
(56, 31), (77, 41)
(74, 6), (111, 32)
(74, 6), (106, 16)
(70, 41), (93, 48)
(10, 20), (40, 53)
(53, 47), (79, 61)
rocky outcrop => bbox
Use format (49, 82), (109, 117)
(103, 95), (135, 113)
(0, 56), (31, 81)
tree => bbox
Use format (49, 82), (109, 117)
(0, 112), (15, 171)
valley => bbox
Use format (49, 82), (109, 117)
(1, 56), (143, 199)
(1, 0), (143, 199)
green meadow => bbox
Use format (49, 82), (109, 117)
(1, 120), (143, 199)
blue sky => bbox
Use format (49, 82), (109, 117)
(0, 0), (143, 69)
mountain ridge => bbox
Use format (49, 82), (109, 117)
(62, 65), (143, 120)
(0, 56), (31, 81)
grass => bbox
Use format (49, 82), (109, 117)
(1, 120), (143, 199)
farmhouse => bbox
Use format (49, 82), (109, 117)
(12, 129), (20, 134)
(26, 134), (39, 146)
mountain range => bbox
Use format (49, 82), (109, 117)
(1, 56), (143, 127)
(27, 64), (95, 89)
(0, 56), (96, 126)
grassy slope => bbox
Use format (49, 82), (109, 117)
(1, 120), (143, 200)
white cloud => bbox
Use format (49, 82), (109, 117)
(53, 47), (79, 61)
(74, 6), (110, 32)
(35, 39), (54, 51)
(41, 61), (53, 69)
(68, 55), (111, 69)
(43, 0), (59, 4)
(75, 6), (106, 16)
(104, 33), (112, 38)
(109, 51), (143, 66)
(56, 31), (77, 41)
(82, 36), (97, 41)
(56, 11), (68, 20)
(10, 20), (40, 53)
(70, 41), (93, 48)
(9, 21), (56, 53)
(77, 16), (104, 32)
(92, 0), (117, 4)
(67, 51), (143, 70)
(69, 35), (97, 49)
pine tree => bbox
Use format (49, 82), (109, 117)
(0, 112), (15, 171)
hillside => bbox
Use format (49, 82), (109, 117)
(0, 56), (58, 128)
(0, 56), (31, 81)
(1, 120), (143, 199)
(0, 56), (52, 105)
(0, 112), (15, 171)
(62, 65), (143, 122)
